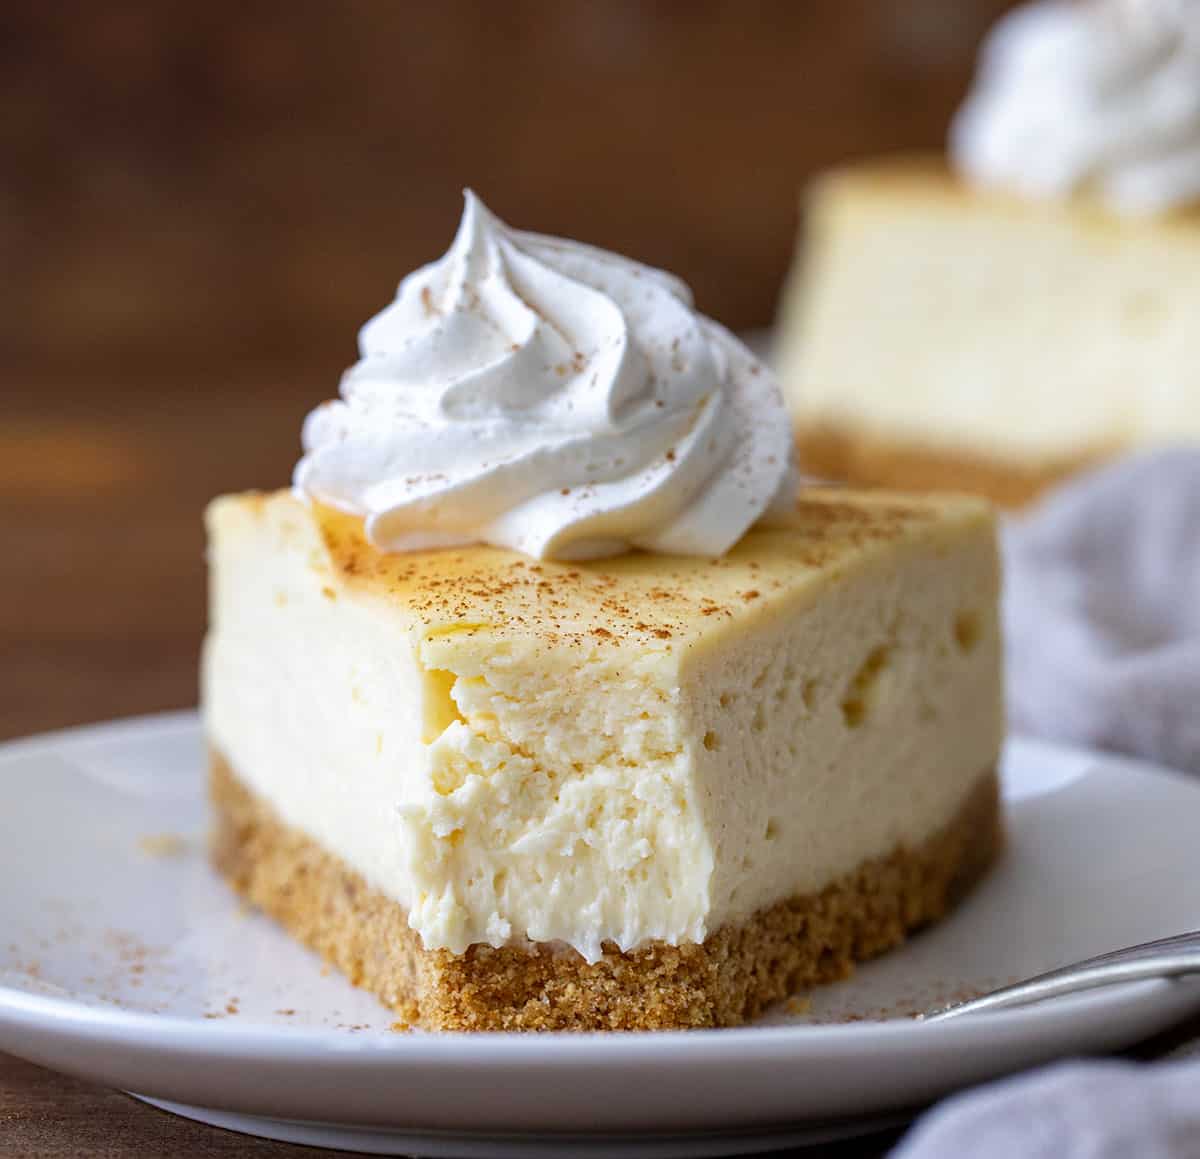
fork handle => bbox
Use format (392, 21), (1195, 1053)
(925, 930), (1200, 1021)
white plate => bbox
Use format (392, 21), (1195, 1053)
(2, 712), (1199, 1157)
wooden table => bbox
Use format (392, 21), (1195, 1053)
(0, 1054), (345, 1157)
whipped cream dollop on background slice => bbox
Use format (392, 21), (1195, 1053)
(951, 0), (1200, 215)
(295, 192), (797, 561)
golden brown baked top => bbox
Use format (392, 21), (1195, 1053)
(215, 487), (992, 654)
(807, 153), (1200, 229)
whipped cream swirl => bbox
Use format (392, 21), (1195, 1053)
(295, 193), (796, 560)
(951, 0), (1200, 215)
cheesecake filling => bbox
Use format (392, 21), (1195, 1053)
(952, 0), (1200, 215)
(202, 495), (1002, 963)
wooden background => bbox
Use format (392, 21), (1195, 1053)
(2, 0), (1017, 744)
(6, 1), (1015, 375)
(2, 2), (1013, 1152)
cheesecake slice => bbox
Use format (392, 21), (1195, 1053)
(775, 158), (1200, 505)
(203, 486), (1003, 1031)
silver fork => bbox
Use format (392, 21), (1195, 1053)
(922, 930), (1200, 1021)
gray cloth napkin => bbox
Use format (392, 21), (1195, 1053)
(894, 449), (1200, 1158)
(1004, 449), (1200, 775)
(894, 1061), (1200, 1158)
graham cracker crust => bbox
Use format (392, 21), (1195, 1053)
(210, 751), (1002, 1031)
(796, 424), (1104, 508)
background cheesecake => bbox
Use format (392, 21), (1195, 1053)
(203, 194), (1004, 1031)
(776, 0), (1200, 505)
